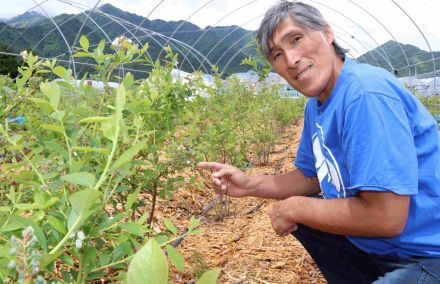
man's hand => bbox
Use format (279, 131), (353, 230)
(197, 162), (254, 197)
(270, 192), (410, 237)
(271, 197), (298, 236)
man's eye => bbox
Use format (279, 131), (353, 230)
(293, 37), (301, 43)
(273, 53), (281, 61)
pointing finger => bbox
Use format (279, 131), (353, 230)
(197, 162), (226, 171)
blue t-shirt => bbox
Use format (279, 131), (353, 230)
(295, 58), (440, 258)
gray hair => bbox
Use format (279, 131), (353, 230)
(257, 0), (348, 60)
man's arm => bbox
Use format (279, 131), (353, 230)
(248, 168), (321, 199)
(198, 162), (320, 199)
(271, 190), (410, 237)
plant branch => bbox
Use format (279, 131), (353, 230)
(49, 213), (83, 255)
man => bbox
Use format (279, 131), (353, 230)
(198, 1), (440, 283)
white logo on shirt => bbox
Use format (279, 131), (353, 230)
(313, 123), (346, 198)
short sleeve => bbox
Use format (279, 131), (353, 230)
(294, 119), (317, 177)
(342, 92), (418, 194)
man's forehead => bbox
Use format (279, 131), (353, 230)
(269, 19), (305, 49)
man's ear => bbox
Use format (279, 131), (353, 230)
(324, 25), (334, 45)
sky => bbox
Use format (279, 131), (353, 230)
(1, 0), (439, 58)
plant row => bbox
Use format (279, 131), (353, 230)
(0, 36), (304, 283)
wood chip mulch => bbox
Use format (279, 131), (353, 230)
(153, 118), (327, 284)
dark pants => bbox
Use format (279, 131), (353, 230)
(292, 224), (440, 283)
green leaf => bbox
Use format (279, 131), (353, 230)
(50, 110), (65, 121)
(0, 222), (21, 233)
(115, 85), (126, 118)
(42, 197), (59, 209)
(111, 142), (145, 171)
(70, 159), (85, 174)
(62, 172), (96, 188)
(42, 172), (59, 179)
(84, 245), (97, 269)
(41, 123), (64, 134)
(28, 98), (53, 113)
(67, 210), (79, 231)
(122, 72), (135, 89)
(156, 234), (169, 246)
(125, 186), (141, 213)
(165, 245), (184, 272)
(40, 251), (62, 268)
(79, 35), (90, 50)
(6, 187), (16, 205)
(57, 73), (72, 85)
(10, 134), (23, 145)
(79, 116), (110, 124)
(163, 218), (177, 235)
(129, 237), (142, 252)
(101, 115), (116, 141)
(40, 82), (60, 110)
(119, 222), (144, 237)
(44, 141), (68, 159)
(53, 66), (67, 78)
(196, 268), (221, 284)
(138, 213), (150, 226)
(188, 229), (204, 236)
(97, 39), (105, 52)
(188, 216), (201, 231)
(98, 252), (111, 267)
(15, 203), (39, 210)
(112, 241), (132, 261)
(127, 239), (168, 284)
(0, 206), (10, 212)
(16, 69), (32, 89)
(46, 215), (67, 235)
(72, 147), (110, 154)
(73, 52), (92, 58)
(59, 254), (74, 267)
(69, 188), (101, 215)
(10, 215), (48, 250)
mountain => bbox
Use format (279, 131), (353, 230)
(356, 40), (440, 77)
(0, 4), (437, 78)
(89, 4), (258, 74)
(0, 4), (258, 76)
(6, 11), (47, 28)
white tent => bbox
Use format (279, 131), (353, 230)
(399, 76), (428, 96)
(229, 70), (259, 84)
(425, 78), (440, 97)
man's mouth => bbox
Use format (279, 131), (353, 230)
(295, 65), (313, 80)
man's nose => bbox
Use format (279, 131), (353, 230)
(285, 50), (300, 67)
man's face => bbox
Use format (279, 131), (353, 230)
(268, 18), (341, 102)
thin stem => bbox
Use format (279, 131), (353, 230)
(146, 181), (158, 227)
(160, 231), (193, 247)
(98, 220), (122, 233)
(103, 172), (116, 202)
(49, 213), (82, 255)
(103, 176), (119, 206)
(91, 254), (134, 272)
(59, 119), (73, 168)
(106, 65), (115, 83)
(21, 149), (47, 188)
(76, 251), (85, 284)
(133, 123), (141, 145)
(92, 72), (112, 136)
(1, 129), (48, 191)
(93, 118), (119, 191)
